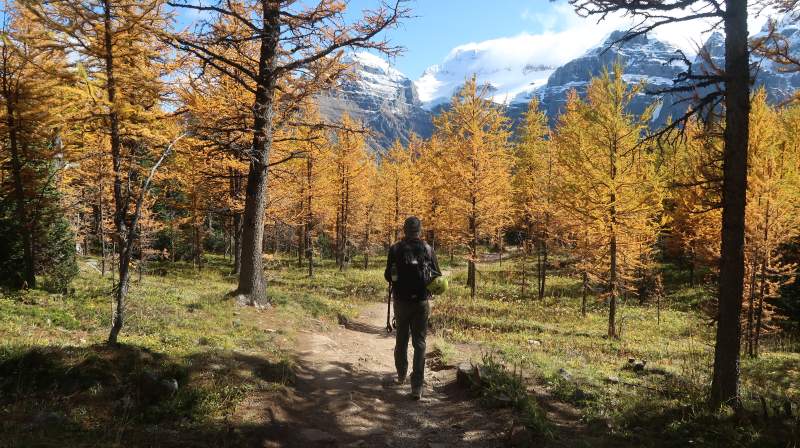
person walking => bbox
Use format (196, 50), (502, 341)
(385, 216), (441, 400)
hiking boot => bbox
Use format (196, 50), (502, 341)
(396, 375), (406, 385)
(410, 385), (423, 400)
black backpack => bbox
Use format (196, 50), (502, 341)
(391, 239), (433, 301)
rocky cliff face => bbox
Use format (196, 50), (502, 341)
(521, 31), (686, 126)
(317, 52), (433, 152)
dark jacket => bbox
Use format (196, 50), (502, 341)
(385, 237), (441, 301)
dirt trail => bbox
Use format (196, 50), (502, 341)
(236, 302), (588, 447)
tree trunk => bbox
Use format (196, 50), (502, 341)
(581, 271), (588, 318)
(3, 85), (36, 288)
(754, 257), (767, 358)
(467, 209), (477, 299)
(104, 0), (128, 345)
(746, 261), (758, 357)
(306, 155), (314, 277)
(710, 0), (750, 408)
(539, 233), (548, 300)
(520, 241), (527, 298)
(236, 1), (279, 306)
(232, 212), (242, 275)
(609, 233), (618, 339)
(608, 133), (618, 339)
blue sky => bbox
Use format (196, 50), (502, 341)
(342, 0), (576, 77)
(175, 1), (773, 80)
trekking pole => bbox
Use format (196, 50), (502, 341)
(386, 282), (393, 333)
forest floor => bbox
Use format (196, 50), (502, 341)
(1, 254), (798, 447)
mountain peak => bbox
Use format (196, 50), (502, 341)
(604, 30), (651, 46)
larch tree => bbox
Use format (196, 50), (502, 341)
(23, 0), (185, 345)
(324, 114), (371, 270)
(664, 119), (722, 287)
(378, 138), (424, 245)
(167, 0), (409, 306)
(743, 91), (800, 357)
(565, 0), (753, 409)
(0, 4), (71, 288)
(434, 76), (514, 299)
(552, 67), (663, 339)
(514, 97), (562, 299)
(417, 135), (460, 258)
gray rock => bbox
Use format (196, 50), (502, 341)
(558, 368), (572, 381)
(317, 53), (433, 153)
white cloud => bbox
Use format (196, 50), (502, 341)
(415, 4), (778, 105)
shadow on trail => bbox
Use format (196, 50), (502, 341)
(342, 319), (393, 337)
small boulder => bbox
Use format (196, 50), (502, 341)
(527, 339), (541, 346)
(456, 363), (477, 389)
(558, 368), (572, 381)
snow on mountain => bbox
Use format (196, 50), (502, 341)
(316, 19), (800, 152)
(317, 51), (432, 151)
(414, 37), (558, 108)
(530, 30), (687, 124)
(751, 16), (800, 103)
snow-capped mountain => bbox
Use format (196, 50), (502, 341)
(317, 21), (800, 152)
(525, 30), (686, 125)
(414, 43), (556, 109)
(317, 52), (433, 151)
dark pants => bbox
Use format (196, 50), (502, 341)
(394, 299), (430, 388)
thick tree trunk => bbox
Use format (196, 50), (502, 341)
(710, 0), (750, 408)
(236, 2), (279, 306)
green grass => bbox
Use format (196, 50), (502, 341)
(0, 255), (357, 447)
(429, 257), (800, 447)
(1, 251), (798, 447)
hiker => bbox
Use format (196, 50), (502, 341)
(385, 216), (441, 400)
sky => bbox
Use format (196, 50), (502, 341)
(341, 0), (773, 78)
(176, 1), (775, 80)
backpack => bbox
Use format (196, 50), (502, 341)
(391, 239), (434, 301)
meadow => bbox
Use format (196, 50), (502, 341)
(0, 252), (798, 447)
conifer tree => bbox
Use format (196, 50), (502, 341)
(664, 119), (722, 286)
(743, 91), (800, 356)
(324, 114), (372, 270)
(434, 77), (513, 299)
(168, 0), (409, 305)
(378, 138), (424, 244)
(553, 66), (663, 338)
(514, 98), (562, 299)
(24, 0), (183, 344)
